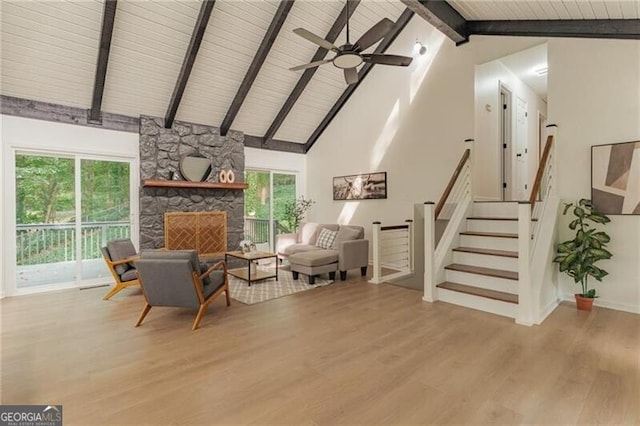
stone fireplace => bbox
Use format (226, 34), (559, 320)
(139, 116), (245, 253)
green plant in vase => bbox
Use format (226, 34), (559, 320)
(282, 196), (315, 232)
(553, 199), (612, 310)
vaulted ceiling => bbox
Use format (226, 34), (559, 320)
(1, 0), (639, 153)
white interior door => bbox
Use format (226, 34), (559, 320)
(500, 85), (512, 200)
(515, 96), (528, 200)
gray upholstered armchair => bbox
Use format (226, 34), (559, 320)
(134, 250), (230, 330)
(101, 238), (140, 300)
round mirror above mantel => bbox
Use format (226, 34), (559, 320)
(179, 154), (212, 182)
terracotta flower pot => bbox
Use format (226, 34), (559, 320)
(575, 294), (595, 311)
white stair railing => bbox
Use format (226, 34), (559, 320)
(370, 220), (414, 284)
(424, 143), (474, 301)
(433, 154), (473, 272)
(518, 126), (559, 325)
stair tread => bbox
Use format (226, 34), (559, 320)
(452, 246), (518, 258)
(445, 263), (519, 280)
(468, 216), (538, 221)
(437, 281), (519, 304)
(460, 231), (518, 239)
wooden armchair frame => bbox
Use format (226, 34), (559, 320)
(136, 260), (230, 330)
(102, 253), (140, 300)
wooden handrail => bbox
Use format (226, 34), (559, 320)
(380, 224), (410, 231)
(435, 148), (471, 219)
(528, 135), (554, 212)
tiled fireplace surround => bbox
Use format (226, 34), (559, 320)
(139, 116), (245, 253)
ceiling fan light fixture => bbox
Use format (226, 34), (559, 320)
(415, 40), (427, 55)
(333, 52), (363, 69)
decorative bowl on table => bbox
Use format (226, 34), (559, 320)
(239, 239), (256, 254)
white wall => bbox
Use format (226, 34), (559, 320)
(1, 115), (140, 297)
(306, 16), (544, 232)
(244, 146), (307, 195)
(474, 47), (548, 200)
(548, 38), (640, 313)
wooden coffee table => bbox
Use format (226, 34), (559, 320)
(225, 250), (278, 287)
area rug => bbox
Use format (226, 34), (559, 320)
(228, 267), (334, 305)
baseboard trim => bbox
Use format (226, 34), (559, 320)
(560, 293), (640, 314)
(536, 298), (560, 324)
(473, 196), (502, 202)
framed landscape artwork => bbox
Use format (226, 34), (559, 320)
(333, 172), (387, 201)
(591, 140), (640, 215)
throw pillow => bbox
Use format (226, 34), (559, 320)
(332, 226), (362, 249)
(107, 239), (137, 275)
(299, 222), (320, 245)
(315, 228), (338, 249)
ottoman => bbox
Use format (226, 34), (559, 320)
(288, 250), (338, 285)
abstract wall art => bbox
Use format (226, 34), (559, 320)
(591, 140), (640, 215)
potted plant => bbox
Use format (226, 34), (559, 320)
(282, 196), (315, 232)
(553, 199), (612, 311)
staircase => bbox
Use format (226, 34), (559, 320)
(436, 201), (535, 319)
(422, 131), (557, 325)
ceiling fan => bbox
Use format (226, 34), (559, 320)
(289, 3), (413, 85)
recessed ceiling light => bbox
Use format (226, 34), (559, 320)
(534, 66), (548, 76)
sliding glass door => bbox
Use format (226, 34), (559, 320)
(244, 170), (297, 250)
(80, 159), (131, 281)
(15, 154), (76, 287)
(15, 152), (133, 290)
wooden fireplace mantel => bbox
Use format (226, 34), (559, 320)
(142, 179), (248, 190)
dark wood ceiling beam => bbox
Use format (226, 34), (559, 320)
(304, 8), (414, 153)
(400, 0), (468, 45)
(263, 0), (361, 143)
(88, 0), (117, 124)
(4, 95), (139, 133)
(243, 135), (305, 154)
(467, 19), (640, 40)
(164, 0), (216, 129)
(3, 95), (306, 153)
(220, 0), (294, 136)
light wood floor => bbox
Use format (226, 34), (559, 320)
(1, 276), (639, 425)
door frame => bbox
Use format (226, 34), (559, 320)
(244, 168), (300, 251)
(514, 95), (529, 200)
(1, 116), (140, 298)
(6, 147), (139, 296)
(499, 82), (513, 201)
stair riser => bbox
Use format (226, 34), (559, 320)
(467, 220), (535, 234)
(452, 251), (518, 271)
(459, 235), (519, 251)
(437, 288), (518, 318)
(445, 270), (519, 294)
(472, 202), (518, 217)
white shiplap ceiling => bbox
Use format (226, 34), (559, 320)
(231, 0), (346, 137)
(102, 1), (201, 118)
(449, 1), (640, 20)
(1, 0), (639, 148)
(1, 0), (103, 108)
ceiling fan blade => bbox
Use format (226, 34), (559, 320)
(362, 54), (413, 67)
(344, 67), (359, 85)
(293, 28), (339, 53)
(289, 59), (333, 71)
(353, 18), (394, 51)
